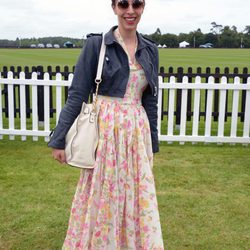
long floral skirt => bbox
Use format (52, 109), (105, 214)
(62, 93), (164, 249)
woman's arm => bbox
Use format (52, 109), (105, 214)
(142, 45), (159, 153)
(48, 37), (99, 149)
(142, 85), (159, 153)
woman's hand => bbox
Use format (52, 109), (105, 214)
(52, 149), (66, 164)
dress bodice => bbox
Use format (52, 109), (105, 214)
(112, 28), (148, 105)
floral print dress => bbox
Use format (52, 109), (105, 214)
(62, 29), (164, 250)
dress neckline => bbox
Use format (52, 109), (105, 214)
(114, 28), (142, 71)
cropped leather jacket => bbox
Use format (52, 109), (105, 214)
(48, 26), (159, 153)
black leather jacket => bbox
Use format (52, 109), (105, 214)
(48, 26), (159, 153)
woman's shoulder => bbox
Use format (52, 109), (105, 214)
(84, 33), (103, 47)
(86, 33), (102, 44)
(86, 33), (103, 39)
(140, 35), (157, 47)
(139, 34), (158, 54)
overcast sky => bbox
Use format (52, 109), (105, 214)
(1, 0), (249, 40)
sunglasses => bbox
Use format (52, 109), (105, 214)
(117, 0), (144, 9)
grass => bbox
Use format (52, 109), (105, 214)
(0, 48), (250, 72)
(0, 49), (80, 70)
(159, 48), (250, 72)
(0, 140), (249, 249)
(0, 48), (250, 249)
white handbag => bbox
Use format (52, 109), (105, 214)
(65, 36), (106, 169)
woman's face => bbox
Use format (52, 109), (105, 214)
(112, 0), (145, 32)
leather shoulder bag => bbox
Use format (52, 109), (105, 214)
(65, 36), (106, 169)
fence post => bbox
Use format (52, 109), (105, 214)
(47, 66), (54, 118)
(176, 67), (183, 128)
(241, 67), (248, 122)
(159, 66), (165, 120)
(10, 66), (18, 118)
(197, 67), (202, 121)
(187, 67), (193, 121)
(224, 67), (230, 122)
(167, 67), (174, 121)
(17, 66), (22, 119)
(214, 67), (220, 121)
(3, 66), (8, 117)
(233, 67), (239, 122)
(30, 66), (38, 118)
(63, 66), (69, 106)
(37, 65), (44, 124)
(22, 66), (31, 119)
(204, 67), (211, 120)
(30, 66), (38, 120)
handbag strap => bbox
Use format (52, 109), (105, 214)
(92, 35), (106, 112)
(95, 35), (106, 84)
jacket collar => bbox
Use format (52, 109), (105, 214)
(104, 26), (148, 50)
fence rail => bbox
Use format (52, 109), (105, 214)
(158, 75), (250, 144)
(1, 65), (249, 77)
(1, 65), (250, 123)
(1, 70), (250, 145)
(0, 72), (72, 141)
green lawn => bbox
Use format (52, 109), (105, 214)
(159, 48), (250, 71)
(0, 49), (79, 71)
(0, 48), (250, 72)
(0, 140), (249, 249)
(0, 48), (250, 249)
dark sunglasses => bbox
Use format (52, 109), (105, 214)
(117, 0), (144, 9)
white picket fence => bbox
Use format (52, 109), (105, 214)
(0, 72), (73, 142)
(157, 75), (250, 145)
(0, 72), (250, 145)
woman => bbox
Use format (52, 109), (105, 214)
(48, 0), (164, 249)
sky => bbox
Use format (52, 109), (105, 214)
(0, 0), (249, 40)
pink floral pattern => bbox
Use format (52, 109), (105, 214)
(62, 30), (164, 250)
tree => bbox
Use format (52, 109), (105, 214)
(146, 29), (162, 45)
(231, 25), (237, 33)
(178, 33), (189, 44)
(204, 33), (218, 47)
(1, 24), (250, 49)
(220, 26), (240, 47)
(156, 28), (161, 35)
(243, 26), (250, 35)
(242, 26), (250, 47)
(188, 29), (205, 47)
(15, 37), (20, 48)
(210, 22), (223, 34)
(159, 34), (178, 48)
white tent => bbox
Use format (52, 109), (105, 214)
(179, 41), (190, 48)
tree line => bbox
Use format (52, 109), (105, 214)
(0, 23), (250, 48)
(144, 23), (250, 48)
(0, 36), (84, 48)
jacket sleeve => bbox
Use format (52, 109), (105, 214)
(142, 45), (159, 153)
(48, 38), (98, 149)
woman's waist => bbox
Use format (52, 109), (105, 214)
(97, 95), (142, 106)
